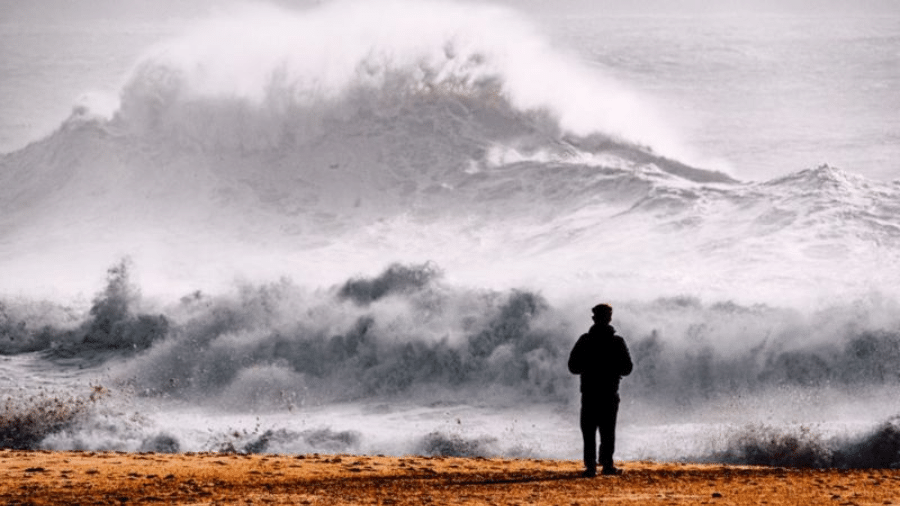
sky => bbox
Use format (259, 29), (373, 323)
(1, 0), (898, 23)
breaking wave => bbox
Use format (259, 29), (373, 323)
(417, 432), (499, 458)
(0, 387), (107, 450)
(0, 259), (167, 362)
(3, 261), (900, 409)
(113, 0), (682, 158)
(4, 3), (898, 305)
(708, 417), (900, 469)
(209, 428), (362, 455)
(3, 260), (900, 464)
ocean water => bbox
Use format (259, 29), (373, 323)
(1, 1), (900, 467)
(552, 14), (900, 181)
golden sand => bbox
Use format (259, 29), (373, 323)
(1, 450), (897, 505)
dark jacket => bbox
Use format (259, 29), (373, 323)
(568, 324), (633, 396)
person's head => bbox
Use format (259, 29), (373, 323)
(592, 303), (613, 324)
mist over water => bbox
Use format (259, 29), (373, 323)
(1, 0), (899, 466)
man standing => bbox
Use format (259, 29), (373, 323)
(568, 303), (633, 477)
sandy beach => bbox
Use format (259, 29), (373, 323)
(1, 450), (897, 505)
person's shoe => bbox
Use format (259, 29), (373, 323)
(601, 467), (623, 476)
(581, 468), (597, 478)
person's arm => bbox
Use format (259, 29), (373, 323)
(568, 335), (587, 374)
(618, 338), (633, 377)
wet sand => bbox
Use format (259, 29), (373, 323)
(1, 450), (897, 505)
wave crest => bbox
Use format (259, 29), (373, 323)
(7, 261), (900, 412)
(111, 0), (680, 157)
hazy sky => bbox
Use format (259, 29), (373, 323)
(1, 0), (897, 24)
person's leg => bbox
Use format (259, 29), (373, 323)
(580, 403), (598, 475)
(598, 395), (620, 472)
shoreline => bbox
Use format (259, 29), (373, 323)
(2, 450), (897, 505)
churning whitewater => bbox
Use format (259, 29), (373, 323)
(1, 1), (899, 467)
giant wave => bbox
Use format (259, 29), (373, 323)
(2, 1), (896, 303)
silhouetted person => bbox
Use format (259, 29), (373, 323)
(568, 303), (632, 477)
